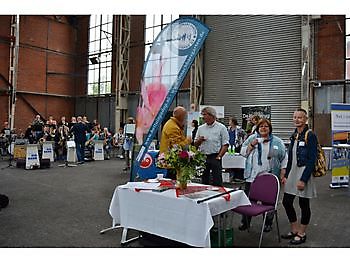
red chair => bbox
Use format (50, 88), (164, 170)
(232, 172), (281, 247)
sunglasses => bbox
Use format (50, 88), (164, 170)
(259, 125), (270, 128)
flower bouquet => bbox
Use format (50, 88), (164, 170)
(157, 145), (206, 189)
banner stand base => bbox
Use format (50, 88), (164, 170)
(329, 183), (349, 189)
(58, 161), (77, 168)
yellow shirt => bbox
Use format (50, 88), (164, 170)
(159, 117), (191, 153)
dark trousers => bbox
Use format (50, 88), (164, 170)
(241, 182), (274, 227)
(125, 150), (130, 168)
(201, 154), (223, 186)
(282, 192), (311, 225)
(75, 141), (85, 162)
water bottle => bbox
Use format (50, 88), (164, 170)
(229, 145), (235, 155)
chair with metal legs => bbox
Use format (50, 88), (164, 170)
(232, 172), (281, 247)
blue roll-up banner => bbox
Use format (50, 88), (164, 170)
(130, 17), (210, 181)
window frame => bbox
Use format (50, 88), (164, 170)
(88, 15), (113, 96)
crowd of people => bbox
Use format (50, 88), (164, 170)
(159, 106), (317, 246)
(1, 107), (318, 246)
(0, 114), (131, 166)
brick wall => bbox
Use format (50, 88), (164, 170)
(0, 15), (89, 132)
(316, 15), (345, 80)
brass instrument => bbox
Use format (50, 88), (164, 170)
(58, 126), (65, 147)
(39, 137), (46, 145)
(49, 127), (56, 140)
(57, 125), (69, 147)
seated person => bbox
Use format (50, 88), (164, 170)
(100, 127), (112, 159)
(85, 127), (99, 150)
(113, 127), (125, 159)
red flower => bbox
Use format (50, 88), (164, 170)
(179, 150), (189, 159)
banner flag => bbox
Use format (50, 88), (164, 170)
(130, 17), (210, 181)
(330, 103), (350, 188)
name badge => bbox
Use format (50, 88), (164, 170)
(299, 141), (305, 146)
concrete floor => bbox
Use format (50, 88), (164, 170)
(1, 156), (350, 248)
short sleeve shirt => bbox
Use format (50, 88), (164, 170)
(195, 121), (229, 154)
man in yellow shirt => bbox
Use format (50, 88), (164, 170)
(159, 106), (192, 154)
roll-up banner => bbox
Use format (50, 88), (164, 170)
(241, 105), (271, 132)
(42, 141), (54, 162)
(25, 144), (40, 169)
(130, 17), (210, 181)
(93, 140), (104, 161)
(330, 103), (350, 188)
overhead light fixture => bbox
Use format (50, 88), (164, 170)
(89, 57), (100, 64)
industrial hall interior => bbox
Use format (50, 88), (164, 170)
(1, 14), (350, 250)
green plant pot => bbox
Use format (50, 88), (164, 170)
(210, 227), (234, 248)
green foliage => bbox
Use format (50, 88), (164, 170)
(157, 145), (206, 180)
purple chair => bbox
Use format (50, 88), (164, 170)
(232, 172), (281, 247)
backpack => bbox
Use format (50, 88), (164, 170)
(305, 130), (327, 177)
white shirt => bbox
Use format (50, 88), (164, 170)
(195, 121), (229, 155)
(241, 141), (288, 183)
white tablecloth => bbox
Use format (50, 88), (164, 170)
(108, 182), (250, 247)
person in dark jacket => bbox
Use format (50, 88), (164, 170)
(191, 119), (198, 146)
(281, 108), (317, 245)
(71, 116), (88, 164)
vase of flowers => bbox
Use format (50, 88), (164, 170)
(157, 145), (206, 189)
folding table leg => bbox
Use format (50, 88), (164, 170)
(99, 219), (122, 234)
(121, 228), (141, 245)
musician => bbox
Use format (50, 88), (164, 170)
(100, 127), (112, 160)
(54, 124), (70, 160)
(0, 121), (11, 137)
(83, 116), (93, 132)
(68, 116), (77, 130)
(85, 126), (99, 148)
(58, 116), (68, 127)
(31, 115), (44, 143)
(71, 116), (89, 164)
(24, 123), (35, 144)
(0, 121), (10, 156)
(92, 119), (100, 130)
(40, 125), (53, 144)
(46, 115), (57, 130)
(113, 127), (125, 159)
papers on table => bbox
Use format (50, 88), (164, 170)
(120, 181), (161, 190)
(184, 190), (220, 200)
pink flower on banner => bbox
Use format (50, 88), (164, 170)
(146, 82), (167, 116)
(136, 106), (153, 144)
(135, 60), (169, 145)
